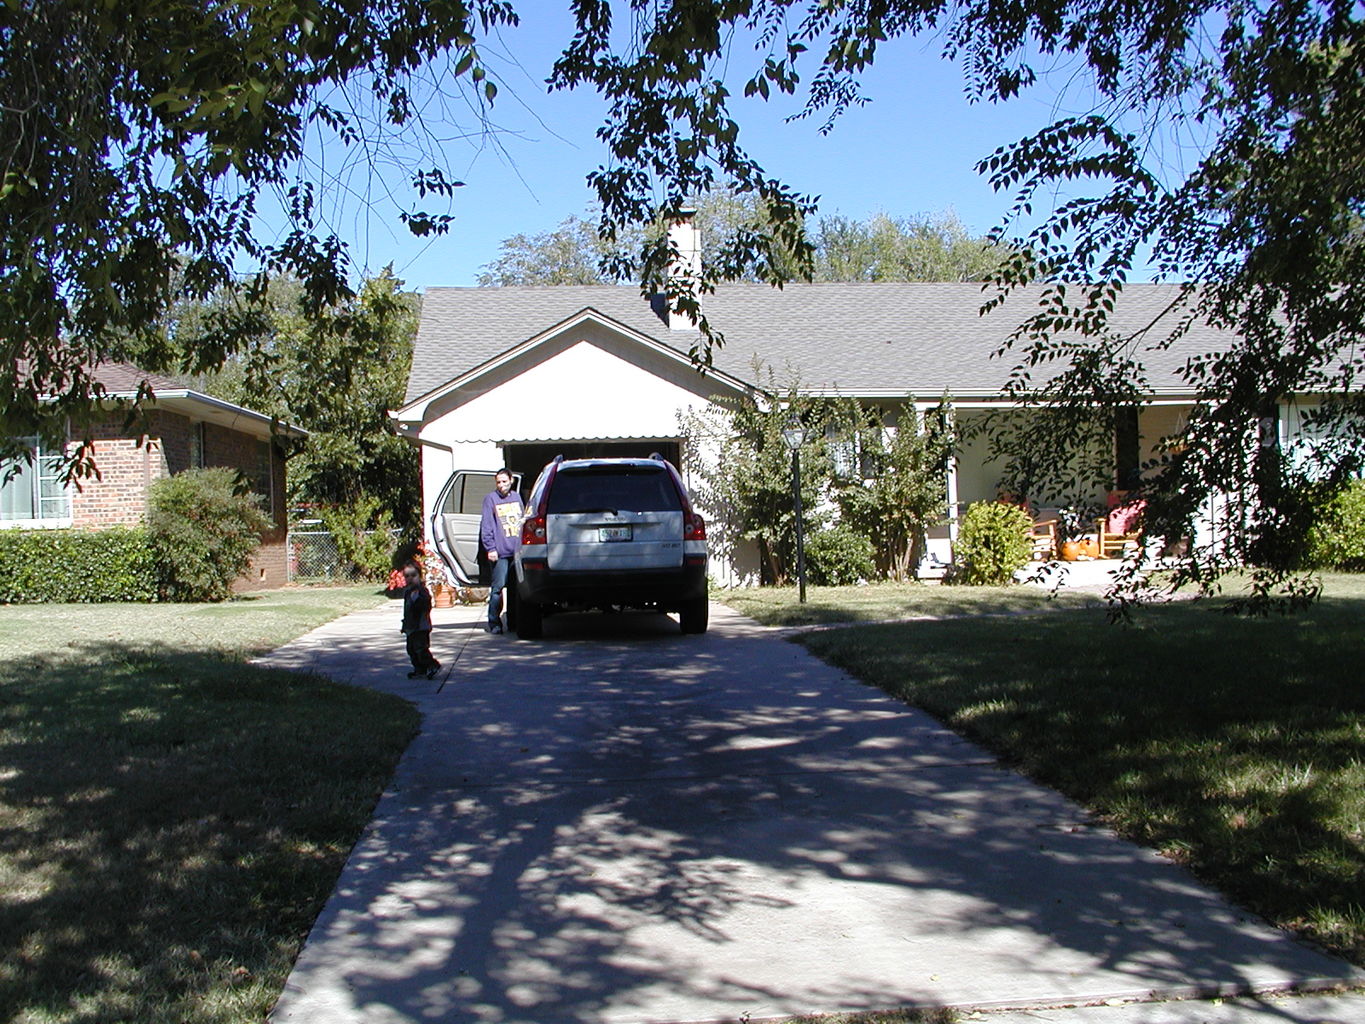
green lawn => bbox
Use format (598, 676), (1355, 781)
(721, 578), (1104, 626)
(0, 586), (419, 1024)
(796, 573), (1365, 964)
(0, 585), (391, 662)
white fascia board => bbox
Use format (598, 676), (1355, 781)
(58, 389), (308, 438)
(393, 423), (453, 451)
(163, 390), (309, 438)
(392, 308), (757, 424)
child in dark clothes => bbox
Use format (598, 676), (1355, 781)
(400, 561), (441, 680)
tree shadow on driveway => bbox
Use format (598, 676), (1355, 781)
(269, 607), (1361, 1024)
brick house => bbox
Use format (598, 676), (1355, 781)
(3, 363), (303, 590)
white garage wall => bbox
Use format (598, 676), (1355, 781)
(421, 340), (721, 447)
(412, 327), (760, 584)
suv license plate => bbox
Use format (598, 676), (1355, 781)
(599, 525), (633, 542)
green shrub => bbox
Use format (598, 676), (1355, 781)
(148, 468), (271, 602)
(804, 525), (878, 586)
(1306, 479), (1365, 571)
(950, 501), (1034, 585)
(0, 527), (156, 603)
(318, 497), (400, 582)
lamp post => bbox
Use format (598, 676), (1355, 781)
(781, 411), (808, 604)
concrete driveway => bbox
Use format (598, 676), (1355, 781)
(262, 601), (1359, 1023)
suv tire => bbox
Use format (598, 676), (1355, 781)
(679, 595), (709, 634)
(515, 587), (543, 640)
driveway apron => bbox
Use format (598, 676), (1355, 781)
(262, 602), (1359, 1023)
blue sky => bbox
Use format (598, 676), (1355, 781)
(319, 6), (1089, 292)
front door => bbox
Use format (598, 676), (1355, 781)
(429, 469), (521, 586)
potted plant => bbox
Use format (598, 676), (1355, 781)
(420, 540), (455, 607)
(1056, 505), (1100, 561)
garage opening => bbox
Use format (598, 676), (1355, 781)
(504, 440), (683, 485)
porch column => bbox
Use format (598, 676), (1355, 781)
(911, 399), (960, 540)
(943, 402), (960, 543)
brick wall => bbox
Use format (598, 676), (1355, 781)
(199, 421), (289, 592)
(69, 410), (290, 591)
(69, 416), (171, 528)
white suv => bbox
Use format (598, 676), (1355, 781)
(512, 455), (708, 639)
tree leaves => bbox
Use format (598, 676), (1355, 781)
(477, 199), (1002, 285)
(2, 0), (512, 472)
(170, 270), (422, 528)
(545, 0), (1365, 602)
(7, 0), (1364, 606)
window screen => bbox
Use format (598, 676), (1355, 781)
(547, 467), (680, 514)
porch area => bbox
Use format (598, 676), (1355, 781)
(917, 401), (1191, 577)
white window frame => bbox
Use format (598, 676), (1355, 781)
(0, 436), (73, 529)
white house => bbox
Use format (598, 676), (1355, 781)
(391, 218), (1336, 582)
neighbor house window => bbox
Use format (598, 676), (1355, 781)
(253, 441), (274, 513)
(189, 422), (206, 469)
(0, 437), (71, 524)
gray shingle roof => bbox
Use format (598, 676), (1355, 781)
(89, 361), (183, 394)
(404, 282), (1233, 406)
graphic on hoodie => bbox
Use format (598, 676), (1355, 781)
(494, 501), (520, 538)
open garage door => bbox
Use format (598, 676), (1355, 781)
(505, 440), (682, 485)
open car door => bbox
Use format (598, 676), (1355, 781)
(429, 469), (521, 586)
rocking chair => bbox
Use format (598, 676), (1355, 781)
(1096, 498), (1145, 559)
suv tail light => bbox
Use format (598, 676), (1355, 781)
(684, 512), (706, 541)
(522, 514), (547, 545)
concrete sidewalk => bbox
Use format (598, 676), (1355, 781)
(261, 601), (1360, 1024)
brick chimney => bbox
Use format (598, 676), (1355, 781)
(665, 207), (700, 331)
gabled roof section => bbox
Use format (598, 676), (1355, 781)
(397, 304), (755, 420)
(405, 286), (681, 407)
(406, 282), (1240, 407)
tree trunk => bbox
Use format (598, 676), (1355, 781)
(758, 537), (784, 585)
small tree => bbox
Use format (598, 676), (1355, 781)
(833, 400), (953, 580)
(951, 501), (1034, 586)
(177, 269), (422, 531)
(684, 372), (830, 584)
(319, 496), (400, 582)
(147, 468), (271, 602)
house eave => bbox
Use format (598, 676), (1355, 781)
(78, 389), (309, 439)
(392, 307), (759, 426)
(793, 386), (1209, 404)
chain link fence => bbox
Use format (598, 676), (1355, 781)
(287, 523), (401, 584)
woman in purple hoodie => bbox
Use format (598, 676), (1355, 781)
(479, 468), (523, 634)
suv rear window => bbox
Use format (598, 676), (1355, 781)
(547, 467), (681, 514)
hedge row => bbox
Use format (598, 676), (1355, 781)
(0, 527), (157, 604)
(0, 470), (275, 604)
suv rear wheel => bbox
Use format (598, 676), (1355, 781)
(679, 595), (709, 634)
(514, 587), (543, 640)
